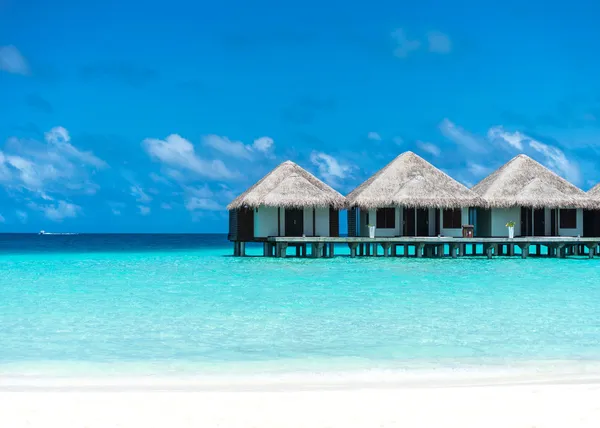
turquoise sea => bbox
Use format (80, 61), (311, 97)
(1, 234), (599, 378)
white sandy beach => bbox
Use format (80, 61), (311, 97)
(1, 373), (599, 428)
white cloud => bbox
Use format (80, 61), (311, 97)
(130, 185), (152, 204)
(467, 162), (491, 177)
(416, 141), (441, 157)
(0, 214), (5, 223)
(529, 140), (581, 184)
(487, 126), (526, 150)
(44, 127), (107, 169)
(427, 31), (452, 54)
(160, 203), (172, 210)
(182, 185), (222, 212)
(310, 152), (352, 187)
(252, 136), (274, 154)
(184, 185), (213, 199)
(203, 134), (276, 160)
(29, 200), (81, 222)
(439, 119), (485, 152)
(0, 45), (29, 75)
(138, 205), (151, 216)
(203, 135), (253, 160)
(367, 132), (382, 141)
(393, 136), (404, 145)
(487, 126), (581, 184)
(185, 197), (223, 211)
(16, 210), (27, 223)
(0, 126), (107, 197)
(391, 29), (421, 58)
(143, 134), (236, 180)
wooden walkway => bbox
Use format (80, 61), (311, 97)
(232, 236), (600, 259)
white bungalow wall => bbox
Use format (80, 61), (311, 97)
(254, 206), (280, 238)
(490, 207), (522, 237)
(303, 207), (330, 237)
(254, 206), (330, 238)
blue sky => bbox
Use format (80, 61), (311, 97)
(2, 0), (600, 232)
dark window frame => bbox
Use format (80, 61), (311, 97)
(442, 208), (462, 229)
(376, 208), (396, 229)
(559, 209), (577, 229)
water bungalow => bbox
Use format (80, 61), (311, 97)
(228, 153), (600, 259)
(345, 152), (485, 238)
(472, 155), (593, 237)
(227, 160), (345, 255)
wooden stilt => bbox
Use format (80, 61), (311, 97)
(486, 245), (493, 259)
(587, 243), (597, 259)
(349, 243), (357, 258)
(382, 243), (391, 257)
(451, 244), (458, 259)
(328, 243), (335, 258)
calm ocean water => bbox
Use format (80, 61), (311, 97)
(1, 233), (599, 377)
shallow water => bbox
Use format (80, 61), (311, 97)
(0, 234), (599, 377)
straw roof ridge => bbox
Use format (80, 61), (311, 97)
(346, 151), (485, 209)
(472, 154), (595, 208)
(587, 182), (600, 198)
(227, 160), (345, 210)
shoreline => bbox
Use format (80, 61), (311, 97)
(2, 364), (600, 426)
(2, 361), (600, 391)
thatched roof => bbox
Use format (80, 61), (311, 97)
(227, 160), (345, 210)
(346, 151), (484, 209)
(472, 154), (593, 208)
(587, 183), (600, 199)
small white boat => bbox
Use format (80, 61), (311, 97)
(39, 230), (46, 235)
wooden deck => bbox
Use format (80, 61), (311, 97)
(231, 236), (600, 259)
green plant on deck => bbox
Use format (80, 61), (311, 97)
(505, 221), (516, 228)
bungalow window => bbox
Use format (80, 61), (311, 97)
(376, 208), (395, 228)
(560, 209), (577, 229)
(443, 208), (462, 229)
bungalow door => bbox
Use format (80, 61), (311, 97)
(521, 207), (532, 236)
(416, 208), (429, 237)
(534, 209), (545, 236)
(403, 208), (415, 236)
(583, 210), (600, 237)
(285, 208), (304, 237)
